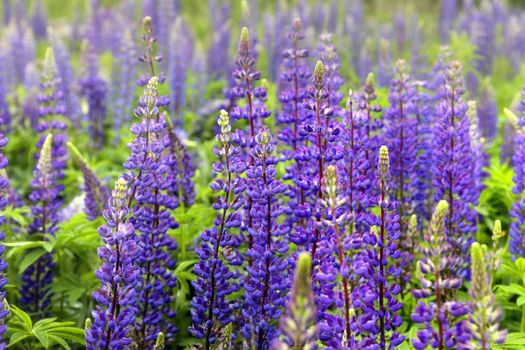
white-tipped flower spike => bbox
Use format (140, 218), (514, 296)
(379, 145), (390, 177)
(37, 133), (53, 184)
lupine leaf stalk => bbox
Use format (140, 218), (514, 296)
(190, 110), (243, 348)
(467, 242), (507, 349)
(411, 200), (469, 350)
(271, 253), (318, 350)
(67, 142), (109, 220)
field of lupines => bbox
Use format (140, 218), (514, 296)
(4, 0), (525, 349)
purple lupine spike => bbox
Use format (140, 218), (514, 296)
(353, 146), (405, 349)
(157, 0), (178, 72)
(30, 0), (47, 39)
(265, 1), (288, 81)
(271, 253), (317, 350)
(164, 114), (195, 207)
(137, 16), (167, 93)
(317, 165), (353, 347)
(49, 32), (81, 128)
(110, 30), (137, 137)
(0, 69), (10, 133)
(168, 18), (193, 119)
(432, 61), (477, 275)
(19, 134), (59, 316)
(346, 0), (364, 70)
(86, 178), (140, 350)
(124, 76), (178, 348)
(510, 85), (525, 259)
(411, 200), (470, 350)
(317, 34), (344, 110)
(383, 60), (419, 291)
(384, 60), (418, 228)
(439, 0), (458, 42)
(229, 27), (271, 257)
(207, 2), (231, 80)
(79, 42), (108, 149)
(277, 18), (312, 249)
(301, 60), (343, 261)
(34, 48), (68, 181)
(470, 2), (496, 77)
(241, 129), (290, 348)
(7, 19), (35, 85)
(68, 142), (109, 221)
(467, 101), (486, 197)
(477, 84), (498, 142)
(377, 39), (392, 87)
(190, 110), (243, 348)
(343, 90), (373, 247)
(0, 105), (9, 346)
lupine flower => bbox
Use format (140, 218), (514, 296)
(110, 30), (137, 138)
(35, 48), (68, 182)
(229, 27), (271, 254)
(354, 146), (404, 349)
(30, 0), (47, 39)
(79, 42), (108, 149)
(317, 34), (344, 109)
(168, 18), (193, 118)
(49, 31), (81, 127)
(271, 253), (318, 350)
(432, 61), (477, 274)
(302, 61), (343, 259)
(317, 165), (354, 347)
(86, 178), (140, 350)
(20, 134), (59, 316)
(377, 39), (393, 87)
(277, 18), (312, 248)
(138, 16), (167, 90)
(154, 332), (166, 350)
(207, 2), (231, 80)
(190, 110), (243, 348)
(157, 0), (178, 71)
(411, 200), (469, 350)
(466, 101), (486, 198)
(242, 129), (290, 348)
(439, 0), (458, 42)
(0, 107), (8, 346)
(477, 84), (497, 142)
(467, 242), (507, 349)
(384, 59), (418, 234)
(489, 220), (505, 285)
(164, 114), (195, 208)
(124, 76), (178, 348)
(68, 142), (109, 221)
(511, 86), (525, 259)
(7, 19), (35, 85)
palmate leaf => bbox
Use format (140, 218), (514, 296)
(494, 332), (525, 349)
(6, 305), (85, 349)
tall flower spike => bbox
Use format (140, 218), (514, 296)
(20, 134), (59, 316)
(411, 200), (470, 350)
(353, 145), (405, 349)
(432, 60), (477, 276)
(190, 109), (243, 349)
(229, 26), (270, 260)
(468, 242), (507, 349)
(124, 76), (178, 348)
(242, 129), (290, 347)
(164, 114), (195, 208)
(277, 18), (312, 249)
(271, 253), (318, 350)
(317, 165), (354, 346)
(86, 178), (140, 350)
(510, 85), (525, 259)
(0, 106), (9, 346)
(79, 40), (108, 149)
(67, 142), (109, 220)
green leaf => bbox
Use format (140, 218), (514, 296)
(33, 328), (50, 348)
(496, 283), (525, 297)
(18, 248), (47, 274)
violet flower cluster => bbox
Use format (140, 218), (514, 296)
(241, 129), (290, 348)
(431, 60), (477, 274)
(20, 134), (59, 316)
(86, 178), (140, 350)
(68, 142), (109, 221)
(510, 85), (525, 259)
(0, 109), (8, 346)
(190, 110), (243, 348)
(124, 76), (178, 348)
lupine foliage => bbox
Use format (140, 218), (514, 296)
(4, 1), (525, 349)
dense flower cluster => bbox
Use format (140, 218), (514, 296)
(511, 85), (525, 259)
